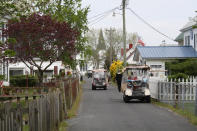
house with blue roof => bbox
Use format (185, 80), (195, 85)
(134, 46), (197, 78)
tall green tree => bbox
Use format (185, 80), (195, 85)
(0, 0), (89, 69)
(86, 28), (142, 70)
(0, 0), (31, 20)
(193, 11), (197, 29)
(3, 13), (79, 84)
(86, 29), (103, 68)
(97, 29), (106, 50)
(29, 0), (89, 68)
(104, 47), (116, 70)
(104, 29), (141, 59)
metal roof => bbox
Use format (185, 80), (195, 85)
(137, 46), (197, 59)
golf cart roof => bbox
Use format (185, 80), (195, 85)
(149, 69), (167, 72)
(92, 69), (106, 72)
(123, 65), (150, 71)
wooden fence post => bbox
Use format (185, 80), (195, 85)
(69, 79), (72, 109)
(61, 81), (66, 119)
(195, 85), (197, 116)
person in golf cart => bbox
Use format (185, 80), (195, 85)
(127, 71), (138, 80)
(121, 65), (151, 103)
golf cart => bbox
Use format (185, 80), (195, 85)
(92, 69), (108, 90)
(121, 65), (151, 103)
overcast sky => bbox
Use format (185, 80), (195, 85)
(82, 0), (197, 46)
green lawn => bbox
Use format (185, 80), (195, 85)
(179, 103), (195, 115)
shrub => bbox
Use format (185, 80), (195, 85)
(10, 75), (38, 87)
(168, 73), (188, 82)
(0, 75), (5, 81)
(109, 60), (123, 80)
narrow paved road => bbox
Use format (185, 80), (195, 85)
(67, 77), (197, 131)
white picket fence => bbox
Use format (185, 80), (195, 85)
(149, 77), (161, 99)
(160, 77), (197, 101)
(149, 77), (197, 101)
(149, 77), (197, 115)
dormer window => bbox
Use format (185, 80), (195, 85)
(185, 36), (190, 46)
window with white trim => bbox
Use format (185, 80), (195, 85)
(185, 36), (190, 46)
(150, 65), (162, 69)
(194, 34), (197, 50)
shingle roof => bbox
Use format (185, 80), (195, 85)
(180, 18), (197, 32)
(137, 46), (197, 59)
(175, 32), (184, 42)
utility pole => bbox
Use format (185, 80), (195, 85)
(195, 85), (197, 116)
(122, 0), (127, 66)
(106, 27), (115, 66)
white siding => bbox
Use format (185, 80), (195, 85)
(146, 60), (166, 78)
(194, 28), (197, 51)
(183, 28), (197, 51)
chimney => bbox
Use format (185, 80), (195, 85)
(129, 43), (133, 49)
(121, 48), (123, 56)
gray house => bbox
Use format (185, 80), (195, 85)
(175, 16), (197, 50)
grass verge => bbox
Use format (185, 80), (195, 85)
(58, 81), (83, 131)
(23, 125), (29, 131)
(152, 99), (197, 126)
(67, 84), (83, 118)
(58, 121), (68, 131)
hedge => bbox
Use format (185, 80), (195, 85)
(10, 75), (38, 87)
(168, 73), (188, 82)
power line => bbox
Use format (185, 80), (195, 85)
(88, 6), (120, 20)
(88, 11), (112, 24)
(88, 9), (118, 26)
(88, 6), (121, 26)
(127, 8), (175, 41)
(88, 13), (111, 26)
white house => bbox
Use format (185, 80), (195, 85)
(0, 61), (66, 86)
(121, 40), (145, 65)
(178, 16), (197, 50)
(134, 16), (197, 78)
(76, 53), (93, 75)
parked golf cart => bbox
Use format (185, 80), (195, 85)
(121, 65), (151, 103)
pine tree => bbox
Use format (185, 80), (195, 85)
(97, 29), (106, 50)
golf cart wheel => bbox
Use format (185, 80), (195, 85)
(146, 96), (151, 103)
(92, 85), (96, 90)
(123, 94), (129, 103)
